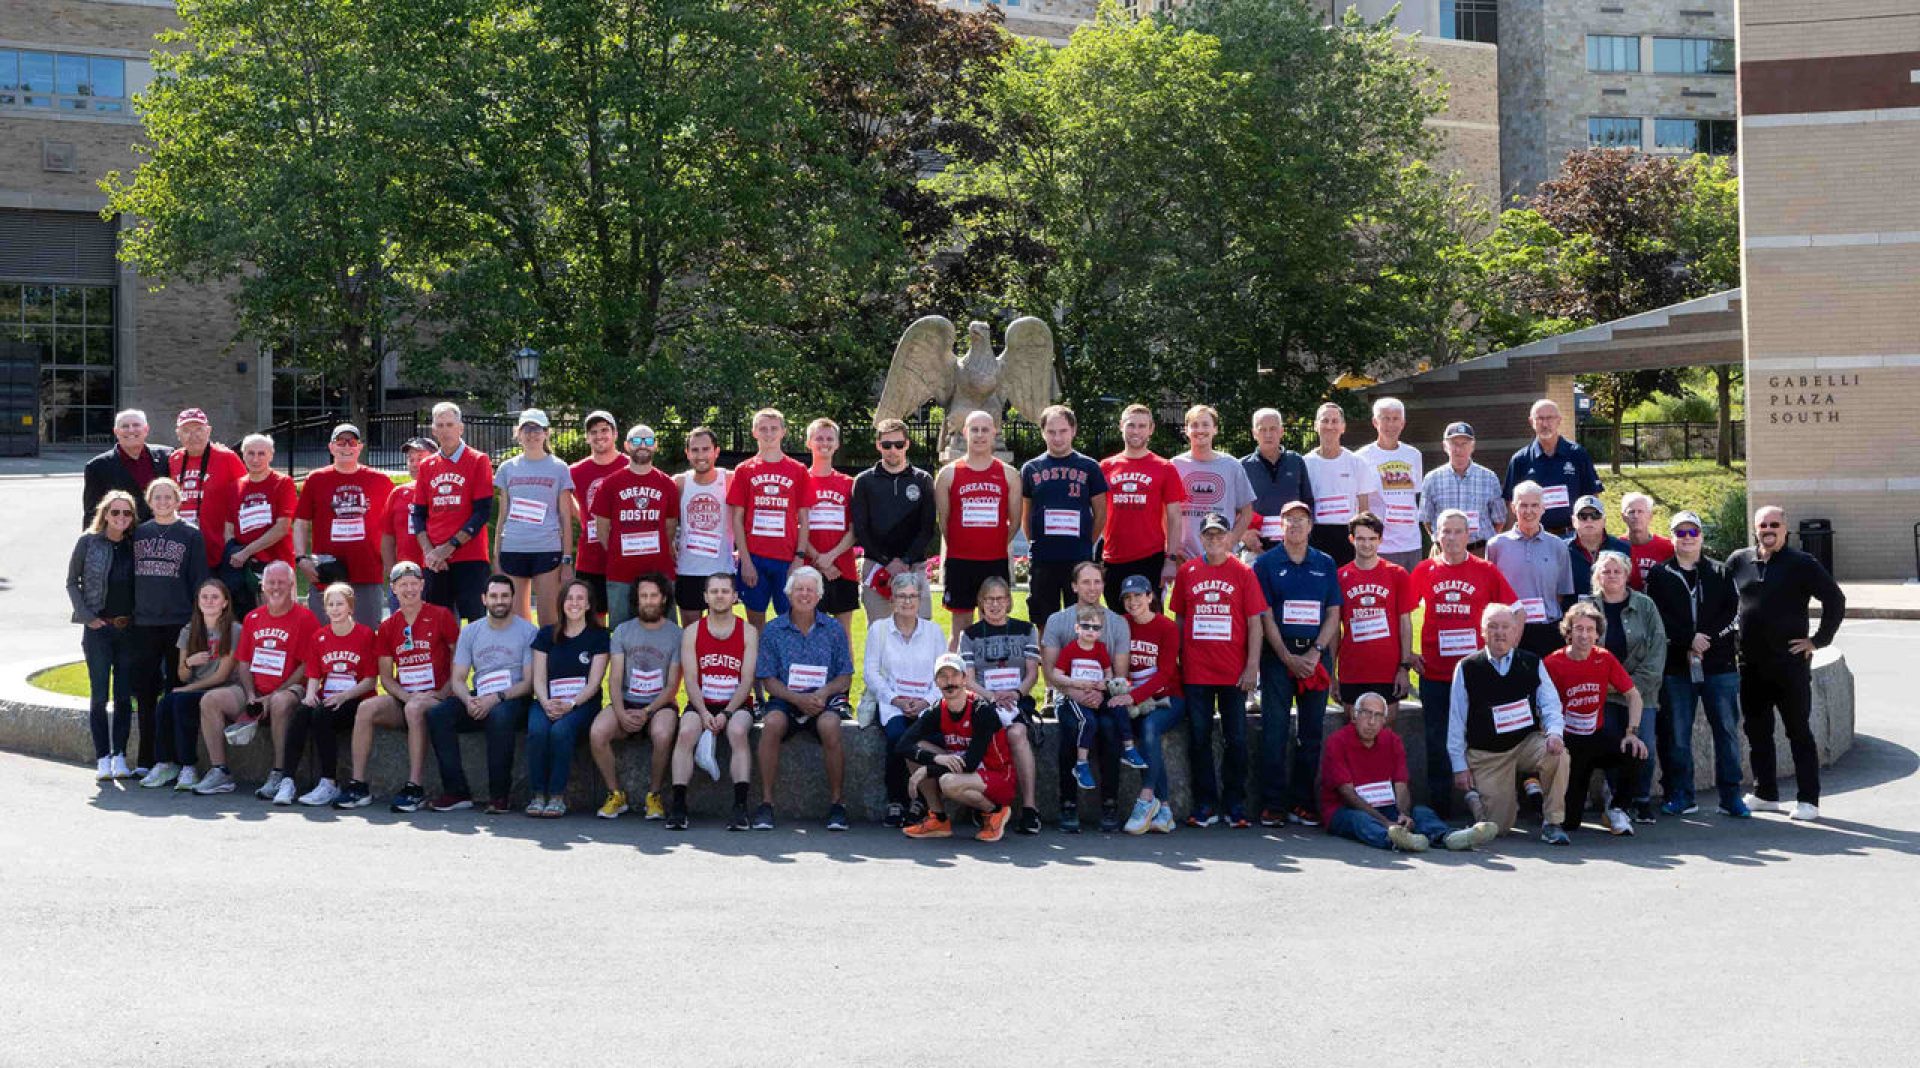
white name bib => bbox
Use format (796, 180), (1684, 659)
(1437, 629), (1478, 658)
(1465, 510), (1481, 532)
(1349, 610), (1390, 643)
(895, 677), (932, 702)
(1069, 658), (1105, 683)
(751, 510), (787, 539)
(1540, 485), (1571, 511)
(548, 676), (586, 701)
(806, 504), (845, 532)
(1313, 497), (1353, 524)
(701, 673), (740, 704)
(250, 647), (286, 677)
(1191, 615), (1232, 642)
(1282, 599), (1321, 627)
(1565, 708), (1598, 736)
(1355, 780), (1396, 807)
(961, 499), (998, 528)
(627, 666), (663, 699)
(1384, 499), (1418, 525)
(237, 499), (274, 534)
(620, 530), (661, 557)
(398, 662), (435, 691)
(1519, 597), (1549, 624)
(1043, 510), (1081, 538)
(322, 673), (356, 698)
(982, 667), (1021, 693)
(1258, 514), (1287, 540)
(1491, 698), (1533, 733)
(685, 529), (722, 559)
(330, 516), (365, 543)
(475, 668), (512, 696)
(787, 664), (828, 692)
(508, 496), (548, 526)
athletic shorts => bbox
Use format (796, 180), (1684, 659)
(979, 766), (1017, 808)
(576, 571), (608, 616)
(737, 554), (792, 615)
(425, 560), (489, 622)
(1100, 554), (1164, 613)
(941, 557), (1009, 611)
(498, 550), (563, 579)
(760, 694), (852, 738)
(674, 573), (720, 616)
(1338, 681), (1399, 707)
(821, 576), (860, 617)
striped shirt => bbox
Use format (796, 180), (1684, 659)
(1418, 461), (1508, 544)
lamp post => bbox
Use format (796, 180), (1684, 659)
(513, 346), (541, 411)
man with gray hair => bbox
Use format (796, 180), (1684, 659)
(1504, 398), (1602, 535)
(211, 432), (297, 616)
(1239, 407), (1313, 555)
(1418, 421), (1505, 552)
(1620, 491), (1672, 590)
(413, 401), (495, 621)
(752, 564), (855, 831)
(1357, 397), (1425, 570)
(84, 408), (172, 525)
(1447, 601), (1570, 843)
(1488, 480), (1576, 658)
(1321, 692), (1499, 852)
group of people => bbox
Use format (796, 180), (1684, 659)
(68, 394), (1846, 853)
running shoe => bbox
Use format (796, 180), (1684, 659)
(1539, 824), (1571, 846)
(904, 813), (952, 839)
(975, 807), (1009, 843)
(432, 792), (476, 813)
(1123, 798), (1159, 835)
(109, 754), (133, 780)
(1631, 801), (1657, 825)
(95, 758), (111, 782)
(173, 767), (200, 792)
(1186, 805), (1218, 829)
(1790, 802), (1820, 822)
(1606, 808), (1635, 836)
(1743, 793), (1786, 815)
(390, 782), (426, 813)
(271, 775), (297, 806)
(299, 779), (341, 807)
(1661, 797), (1699, 817)
(727, 801), (750, 831)
(882, 802), (905, 828)
(1387, 824), (1429, 852)
(193, 767), (236, 795)
(1257, 808), (1287, 828)
(643, 792), (666, 820)
(1120, 746), (1148, 771)
(254, 769), (285, 801)
(485, 796), (513, 815)
(140, 763), (179, 790)
(596, 790), (629, 820)
(1058, 801), (1081, 834)
(1150, 804), (1175, 833)
(751, 803), (775, 831)
(1099, 802), (1120, 833)
(1286, 805), (1320, 828)
(1717, 797), (1751, 819)
(825, 804), (850, 832)
(1225, 806), (1252, 829)
(332, 780), (372, 809)
(1016, 807), (1043, 835)
(666, 802), (689, 831)
(1071, 761), (1096, 791)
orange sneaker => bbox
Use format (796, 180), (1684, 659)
(903, 813), (952, 839)
(976, 806), (1010, 843)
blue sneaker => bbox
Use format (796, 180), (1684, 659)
(1661, 797), (1697, 817)
(1540, 824), (1571, 846)
(1718, 796), (1752, 819)
(1123, 797), (1158, 835)
(1120, 746), (1148, 771)
(1072, 761), (1096, 791)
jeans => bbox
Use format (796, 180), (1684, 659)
(1185, 683), (1248, 811)
(1258, 653), (1328, 812)
(1329, 804), (1451, 849)
(1659, 671), (1743, 807)
(1416, 676), (1457, 820)
(525, 700), (598, 794)
(131, 623), (178, 769)
(1629, 699), (1659, 803)
(1742, 653), (1819, 804)
(427, 695), (529, 799)
(607, 580), (637, 630)
(1134, 697), (1187, 799)
(82, 624), (137, 760)
(156, 689), (212, 768)
(1056, 697), (1125, 804)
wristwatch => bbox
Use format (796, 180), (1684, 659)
(560, 554), (574, 565)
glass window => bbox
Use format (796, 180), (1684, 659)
(272, 343), (346, 425)
(2, 283), (115, 443)
(1655, 118), (1737, 154)
(1653, 36), (1734, 75)
(1588, 116), (1642, 149)
(1586, 35), (1640, 72)
(0, 51), (17, 105)
(18, 51), (52, 107)
(91, 59), (124, 111)
(1439, 0), (1498, 44)
(2, 50), (129, 114)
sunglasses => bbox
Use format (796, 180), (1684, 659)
(1576, 511), (1603, 520)
(107, 509), (134, 518)
(1757, 522), (1783, 530)
(878, 440), (908, 450)
(1077, 622), (1103, 632)
(628, 435), (656, 448)
(1674, 528), (1701, 538)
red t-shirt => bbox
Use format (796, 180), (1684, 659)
(805, 469), (855, 557)
(296, 466), (393, 585)
(1337, 560), (1411, 686)
(726, 454), (811, 562)
(944, 461), (1014, 561)
(1099, 453), (1187, 565)
(170, 445), (246, 563)
(1543, 647), (1635, 736)
(304, 622), (379, 698)
(415, 445), (494, 564)
(1628, 535), (1674, 590)
(569, 455), (626, 574)
(384, 482), (424, 567)
(592, 466), (680, 583)
(210, 471), (299, 565)
(1409, 555), (1517, 682)
(376, 603), (459, 692)
(1318, 723), (1408, 827)
(1125, 611), (1182, 702)
(235, 603), (320, 693)
(1054, 639), (1113, 689)
(1169, 554), (1269, 686)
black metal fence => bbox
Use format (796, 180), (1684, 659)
(1578, 420), (1745, 467)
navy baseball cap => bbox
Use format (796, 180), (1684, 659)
(1444, 421), (1474, 439)
(1119, 574), (1153, 597)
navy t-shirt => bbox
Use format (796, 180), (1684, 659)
(532, 623), (611, 714)
(1020, 451), (1108, 563)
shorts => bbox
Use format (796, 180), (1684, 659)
(993, 693), (1039, 729)
(576, 571), (608, 616)
(675, 573), (719, 616)
(1100, 554), (1164, 613)
(979, 766), (1017, 808)
(499, 550), (563, 579)
(612, 700), (678, 731)
(760, 694), (852, 737)
(1339, 681), (1399, 706)
(425, 560), (490, 622)
(941, 557), (1009, 611)
(738, 554), (792, 615)
(821, 576), (860, 617)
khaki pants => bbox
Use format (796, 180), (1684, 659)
(1468, 732), (1570, 834)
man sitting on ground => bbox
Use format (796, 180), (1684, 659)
(1322, 692), (1498, 853)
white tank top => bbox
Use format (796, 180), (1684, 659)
(676, 468), (735, 577)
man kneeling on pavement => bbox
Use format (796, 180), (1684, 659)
(1448, 601), (1573, 845)
(1322, 692), (1499, 853)
(895, 654), (1016, 842)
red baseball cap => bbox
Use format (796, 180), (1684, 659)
(176, 408), (210, 427)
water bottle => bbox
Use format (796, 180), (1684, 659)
(1689, 652), (1705, 683)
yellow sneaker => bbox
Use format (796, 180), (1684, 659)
(643, 791), (666, 821)
(597, 790), (629, 820)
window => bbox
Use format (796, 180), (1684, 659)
(1655, 118), (1737, 154)
(271, 344), (346, 425)
(1587, 35), (1640, 72)
(1652, 36), (1734, 75)
(0, 50), (127, 113)
(1588, 116), (1642, 149)
(0, 283), (116, 443)
(1439, 0), (1498, 44)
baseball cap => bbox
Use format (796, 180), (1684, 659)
(403, 436), (435, 453)
(517, 408), (550, 430)
(1573, 494), (1605, 516)
(1443, 421), (1474, 440)
(1278, 500), (1312, 517)
(1669, 510), (1704, 533)
(330, 423), (361, 442)
(389, 561), (424, 583)
(175, 407), (210, 428)
(583, 410), (617, 432)
(934, 653), (968, 677)
(1200, 512), (1233, 534)
(1119, 574), (1153, 598)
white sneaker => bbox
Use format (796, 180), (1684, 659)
(272, 775), (298, 806)
(140, 763), (179, 789)
(298, 779), (340, 807)
(1744, 793), (1787, 814)
(1606, 808), (1635, 837)
(1386, 824), (1430, 852)
(254, 769), (285, 801)
(174, 767), (200, 792)
(108, 754), (133, 779)
(1790, 802), (1820, 822)
(95, 758), (112, 781)
(193, 767), (236, 795)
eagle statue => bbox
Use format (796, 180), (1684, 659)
(874, 316), (1057, 460)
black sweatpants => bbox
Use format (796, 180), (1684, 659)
(1742, 652), (1818, 804)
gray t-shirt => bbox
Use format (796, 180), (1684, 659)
(175, 622), (242, 684)
(1170, 452), (1256, 559)
(453, 616), (539, 694)
(1041, 605), (1130, 664)
(494, 453), (574, 554)
(611, 617), (683, 703)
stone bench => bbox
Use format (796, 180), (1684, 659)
(0, 651), (1855, 820)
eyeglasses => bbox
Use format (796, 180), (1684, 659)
(878, 440), (908, 450)
(1674, 528), (1701, 538)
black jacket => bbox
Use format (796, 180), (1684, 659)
(1645, 555), (1738, 677)
(83, 444), (173, 527)
(852, 461), (935, 567)
(1726, 545), (1845, 659)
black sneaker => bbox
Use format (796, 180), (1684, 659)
(727, 802), (750, 831)
(1059, 801), (1081, 834)
(883, 802), (905, 828)
(1099, 802), (1120, 833)
(1632, 800), (1658, 825)
(389, 782), (426, 813)
(333, 781), (372, 810)
(666, 803), (689, 831)
(825, 803), (849, 832)
(1016, 807), (1043, 835)
(907, 799), (928, 827)
(751, 802), (775, 830)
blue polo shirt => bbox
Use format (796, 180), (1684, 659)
(1251, 543), (1341, 651)
(1020, 450), (1108, 563)
(1504, 437), (1603, 530)
(754, 613), (854, 692)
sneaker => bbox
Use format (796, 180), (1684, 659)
(432, 793), (476, 813)
(1790, 802), (1820, 822)
(882, 802), (905, 828)
(140, 763), (179, 789)
(906, 799), (929, 827)
(254, 769), (285, 801)
(1717, 797), (1752, 819)
(542, 797), (567, 818)
(904, 813), (952, 839)
(751, 803), (775, 831)
(1186, 805), (1219, 829)
(1058, 801), (1081, 834)
(95, 757), (112, 782)
(643, 792), (666, 820)
(1071, 760), (1096, 791)
(109, 754), (133, 780)
(133, 766), (151, 779)
(1539, 824), (1571, 846)
(1257, 808), (1287, 828)
(1120, 746), (1148, 771)
(1016, 807), (1043, 835)
(1442, 820), (1499, 850)
(1631, 801), (1657, 825)
(298, 779), (340, 807)
(174, 767), (200, 792)
(1606, 808), (1635, 836)
(1286, 805), (1321, 828)
(1744, 793), (1787, 815)
(976, 807), (1010, 843)
(1099, 802), (1120, 833)
(485, 796), (513, 815)
(826, 803), (850, 832)
(1387, 824), (1430, 852)
(193, 766), (236, 795)
(596, 790), (629, 820)
(727, 802), (750, 831)
(333, 780), (372, 809)
(390, 782), (426, 813)
(666, 802), (689, 831)
(272, 775), (297, 806)
(1150, 804), (1176, 833)
(525, 793), (549, 816)
(1226, 806), (1252, 829)
(1660, 797), (1697, 817)
(1124, 798), (1159, 835)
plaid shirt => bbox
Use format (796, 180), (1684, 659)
(1418, 461), (1507, 543)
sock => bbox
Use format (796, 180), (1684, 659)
(672, 784), (687, 807)
(733, 782), (749, 805)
